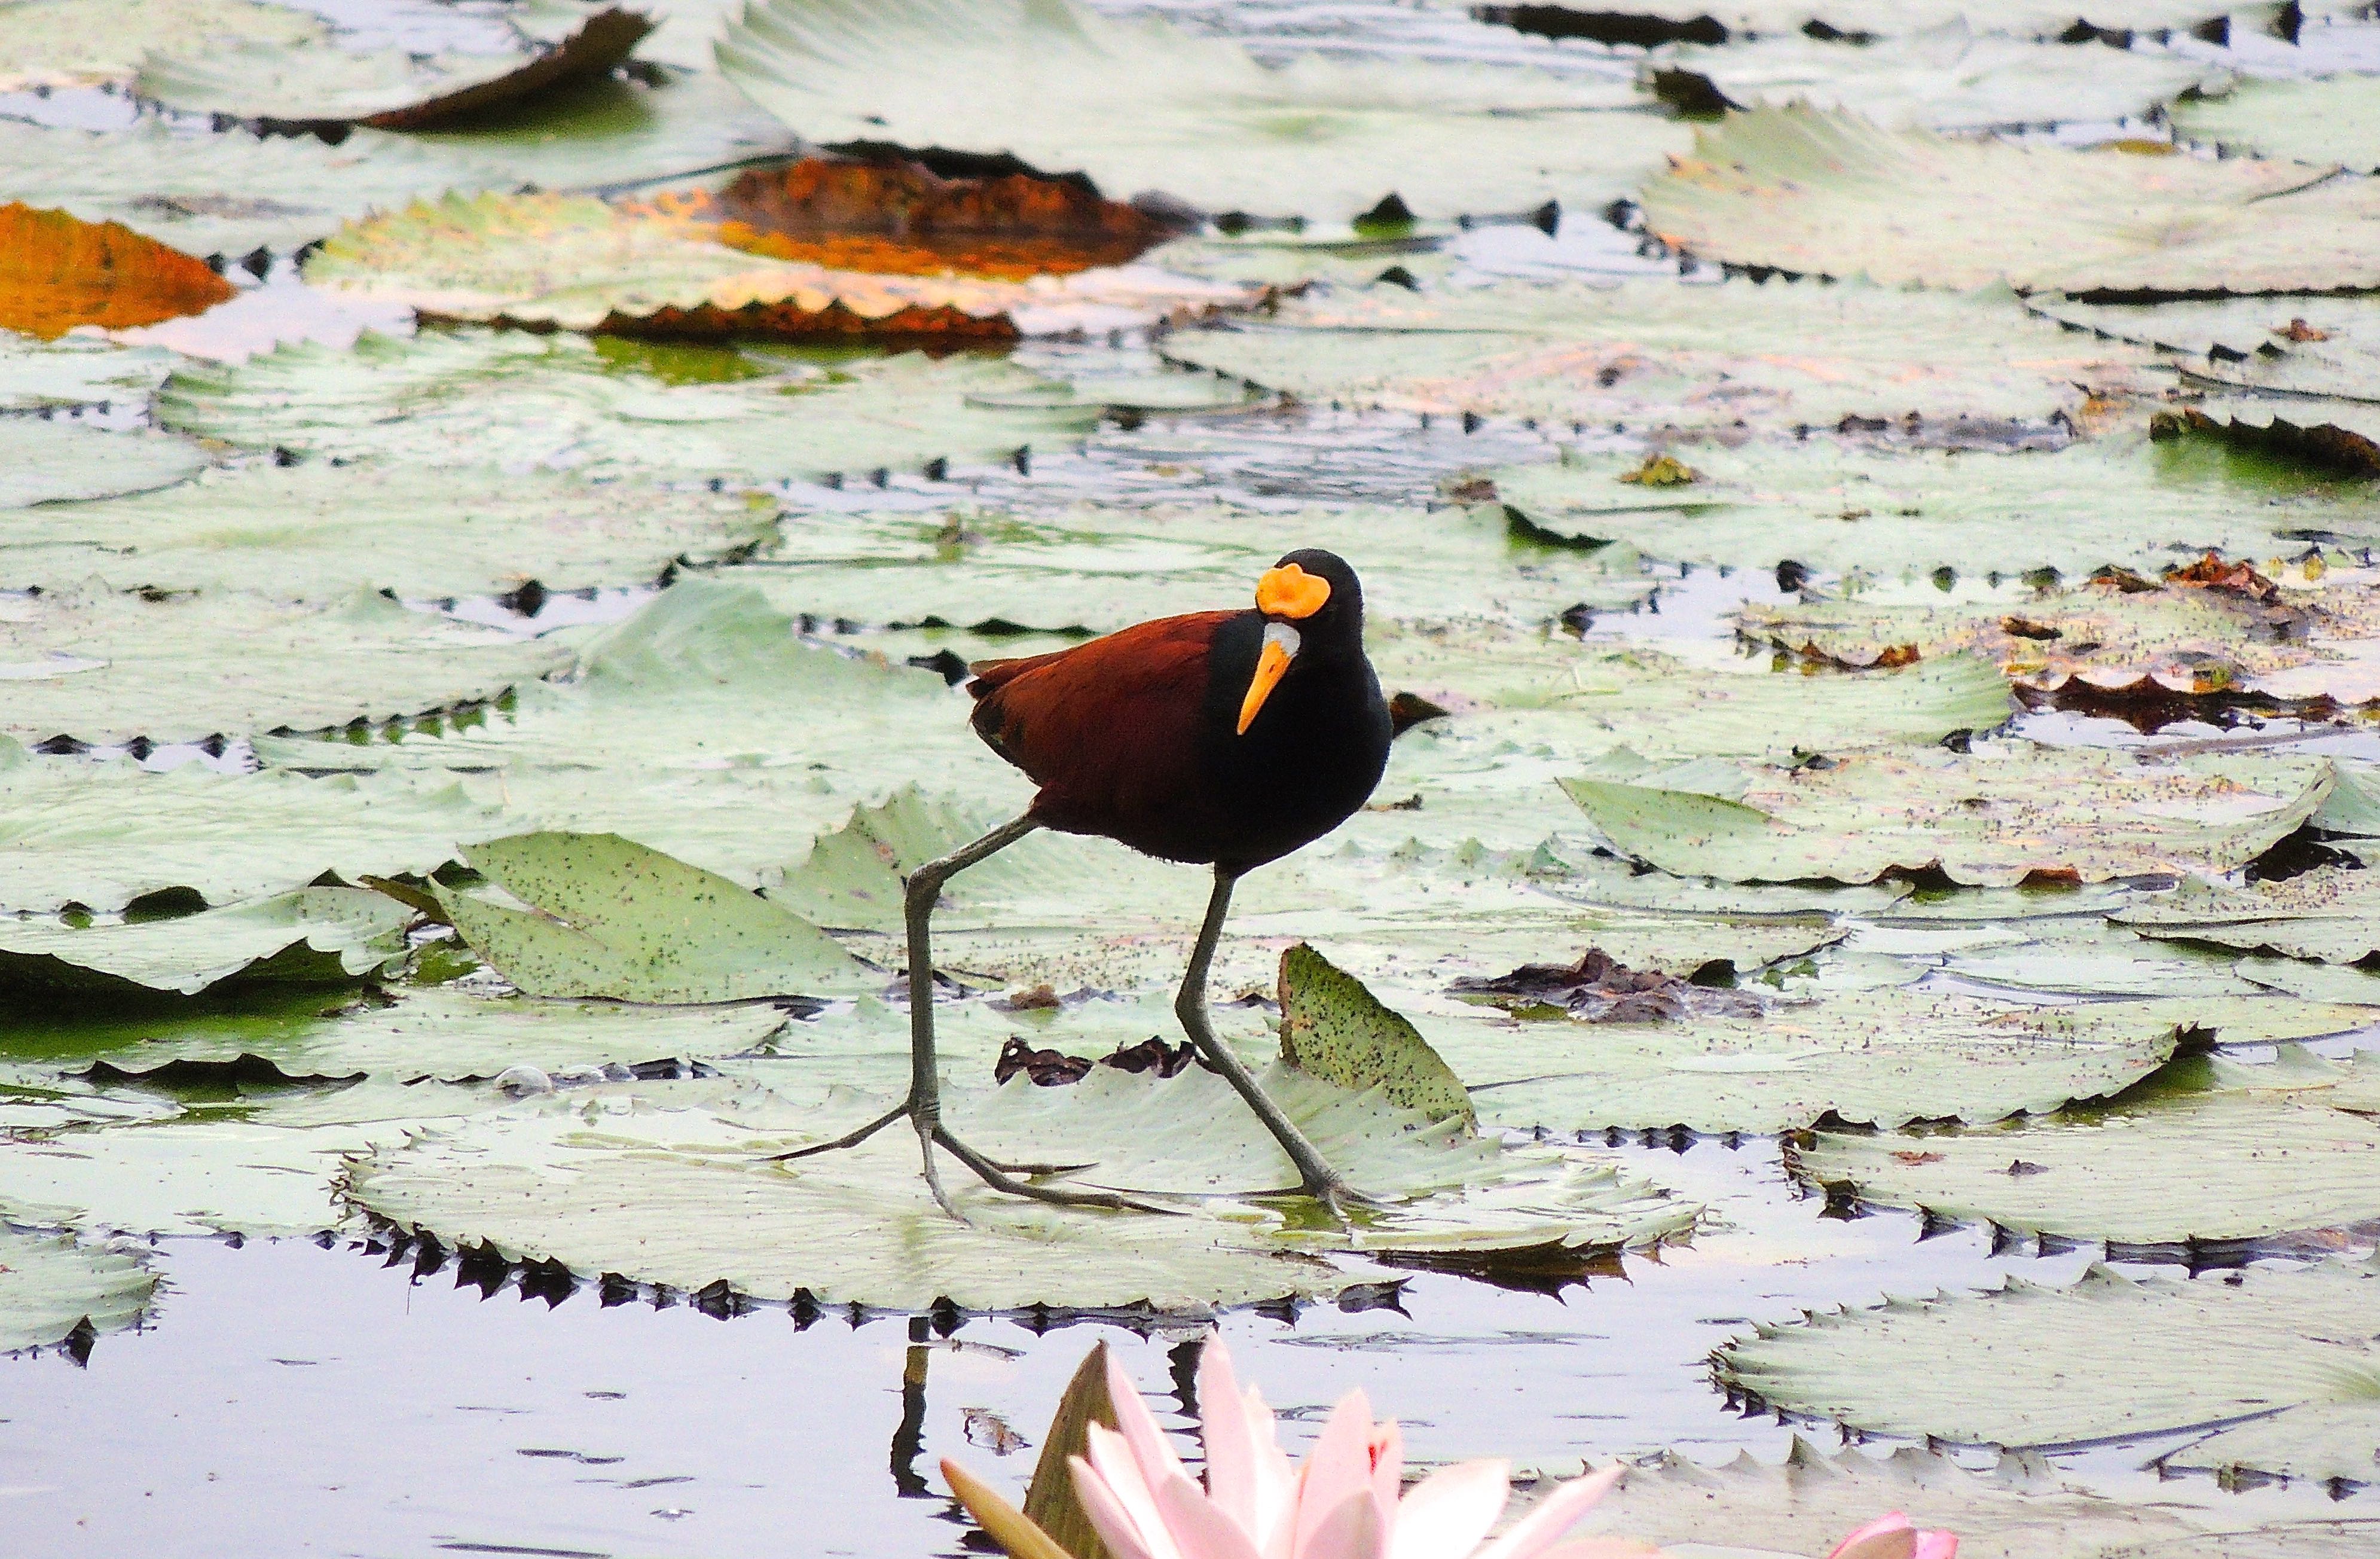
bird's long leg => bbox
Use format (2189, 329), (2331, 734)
(1175, 867), (1377, 1211)
(774, 813), (1176, 1221)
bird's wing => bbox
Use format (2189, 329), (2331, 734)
(967, 611), (1232, 813)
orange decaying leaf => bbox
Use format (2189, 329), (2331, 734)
(0, 203), (234, 338)
(628, 158), (1179, 282)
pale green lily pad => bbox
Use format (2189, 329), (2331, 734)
(0, 330), (175, 411)
(1437, 989), (2328, 1134)
(2174, 74), (2380, 173)
(2236, 954), (2380, 1005)
(345, 1064), (1695, 1311)
(1742, 563), (2380, 703)
(399, 64), (799, 196)
(1641, 106), (2380, 295)
(156, 330), (1103, 483)
(2117, 866), (2380, 963)
(1651, 21), (2222, 132)
(1797, 1049), (2380, 1244)
(439, 832), (872, 1003)
(1489, 434), (2375, 578)
(0, 1228), (154, 1356)
(747, 500), (1657, 639)
(0, 420), (206, 510)
(0, 117), (520, 261)
(0, 887), (408, 1003)
(0, 983), (796, 1082)
(1716, 1258), (2380, 1475)
(299, 191), (1241, 337)
(0, 460), (781, 601)
(0, 1076), (493, 1237)
(0, 0), (320, 89)
(134, 4), (650, 128)
(0, 584), (568, 746)
(1163, 279), (2159, 432)
(256, 579), (1009, 880)
(1278, 942), (1473, 1127)
(1562, 740), (2332, 887)
(1574, 1438), (2248, 1559)
(2171, 1401), (2380, 1486)
(2028, 292), (2380, 404)
(0, 738), (506, 914)
(1936, 916), (2260, 999)
(1487, 1), (2248, 38)
(719, 0), (1687, 223)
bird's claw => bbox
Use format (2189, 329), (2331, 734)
(764, 1097), (1176, 1221)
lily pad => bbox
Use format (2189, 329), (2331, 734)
(1640, 106), (2380, 295)
(0, 584), (569, 746)
(345, 1064), (1695, 1312)
(1716, 1258), (2380, 1479)
(1277, 942), (1474, 1126)
(0, 1228), (155, 1357)
(1797, 1049), (2380, 1244)
(437, 831), (872, 1003)
(0, 202), (234, 338)
(718, 0), (1687, 224)
(1488, 435), (2366, 579)
(1743, 562), (2380, 703)
(1575, 1437), (2247, 1559)
(0, 737), (506, 914)
(298, 191), (1242, 341)
(1562, 740), (2332, 887)
(0, 0), (320, 90)
(0, 330), (175, 411)
(0, 460), (781, 602)
(1481, 1), (2245, 42)
(1438, 989), (2329, 1134)
(155, 329), (1104, 483)
(0, 982), (796, 1082)
(2173, 74), (2380, 173)
(2116, 865), (2380, 963)
(0, 887), (409, 1004)
(0, 420), (207, 510)
(1649, 21), (2222, 132)
(2028, 292), (2380, 404)
(134, 4), (652, 130)
(1162, 279), (2159, 433)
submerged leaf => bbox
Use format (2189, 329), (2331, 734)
(439, 832), (872, 1003)
(0, 203), (233, 338)
(1718, 1258), (2380, 1481)
(1277, 943), (1474, 1127)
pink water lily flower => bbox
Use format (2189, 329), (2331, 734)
(1069, 1338), (1635, 1559)
(1823, 1512), (1959, 1559)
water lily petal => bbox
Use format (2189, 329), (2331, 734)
(1156, 1466), (1269, 1559)
(1297, 1489), (1386, 1559)
(1825, 1514), (1918, 1559)
(1244, 1381), (1298, 1552)
(1367, 1418), (1404, 1547)
(1472, 1466), (1623, 1559)
(1199, 1340), (1266, 1539)
(1107, 1347), (1193, 1494)
(1087, 1423), (1189, 1559)
(1291, 1392), (1383, 1559)
(1387, 1459), (1508, 1559)
(1072, 1449), (1171, 1559)
(1912, 1533), (1959, 1559)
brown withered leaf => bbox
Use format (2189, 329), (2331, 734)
(2165, 549), (2281, 603)
(992, 1034), (1199, 1087)
(1450, 947), (1762, 1023)
(629, 157), (1179, 282)
(0, 203), (233, 337)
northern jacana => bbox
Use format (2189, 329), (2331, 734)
(783, 549), (1393, 1217)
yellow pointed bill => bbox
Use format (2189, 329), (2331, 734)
(1237, 622), (1300, 734)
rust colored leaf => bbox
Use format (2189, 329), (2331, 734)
(1871, 643), (1922, 669)
(2164, 550), (2280, 603)
(629, 158), (1178, 282)
(586, 298), (1018, 345)
(0, 203), (232, 338)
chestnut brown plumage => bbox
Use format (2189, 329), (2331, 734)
(780, 550), (1392, 1218)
